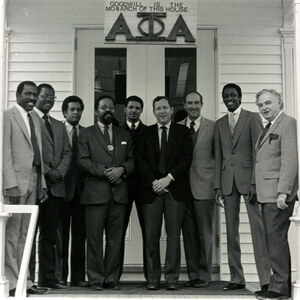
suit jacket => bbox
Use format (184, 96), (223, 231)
(63, 124), (85, 203)
(214, 108), (263, 196)
(31, 110), (72, 198)
(3, 106), (46, 198)
(255, 112), (298, 203)
(77, 124), (134, 205)
(135, 122), (193, 203)
(179, 117), (215, 200)
(120, 121), (147, 201)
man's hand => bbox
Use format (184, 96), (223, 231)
(104, 167), (124, 184)
(40, 188), (48, 203)
(277, 193), (288, 210)
(247, 184), (257, 204)
(152, 176), (172, 194)
(4, 187), (21, 204)
(46, 169), (62, 184)
(215, 188), (224, 208)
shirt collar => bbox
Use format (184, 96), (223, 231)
(15, 103), (29, 118)
(270, 110), (283, 125)
(228, 105), (241, 117)
(65, 121), (79, 134)
(34, 107), (49, 119)
(157, 121), (171, 129)
(186, 115), (201, 126)
(98, 121), (112, 130)
(126, 120), (140, 129)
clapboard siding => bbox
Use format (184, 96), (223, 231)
(6, 0), (284, 282)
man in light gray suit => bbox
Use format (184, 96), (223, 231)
(179, 91), (215, 288)
(214, 83), (270, 292)
(3, 81), (47, 296)
(254, 89), (298, 300)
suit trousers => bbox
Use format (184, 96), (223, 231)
(38, 192), (62, 286)
(224, 183), (270, 285)
(5, 168), (38, 290)
(85, 200), (126, 286)
(261, 199), (295, 296)
(182, 199), (215, 282)
(119, 198), (147, 281)
(58, 191), (86, 283)
(143, 192), (186, 284)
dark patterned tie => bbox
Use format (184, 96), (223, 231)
(43, 114), (54, 141)
(159, 126), (167, 175)
(258, 122), (272, 145)
(72, 126), (78, 159)
(103, 125), (111, 145)
(190, 121), (195, 135)
(131, 122), (136, 131)
(27, 113), (41, 167)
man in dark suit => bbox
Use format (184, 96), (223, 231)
(119, 95), (147, 281)
(55, 96), (89, 287)
(135, 96), (193, 291)
(78, 95), (134, 291)
(31, 83), (72, 289)
(3, 81), (47, 296)
(254, 89), (298, 300)
(179, 91), (215, 288)
(214, 83), (270, 291)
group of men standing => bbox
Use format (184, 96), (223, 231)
(3, 80), (298, 300)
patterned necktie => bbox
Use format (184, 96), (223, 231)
(103, 125), (111, 145)
(159, 126), (167, 175)
(228, 112), (236, 134)
(27, 113), (41, 167)
(72, 126), (78, 159)
(258, 122), (272, 145)
(190, 121), (195, 135)
(43, 114), (54, 141)
(131, 122), (136, 131)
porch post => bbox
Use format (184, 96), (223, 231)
(291, 1), (300, 300)
(0, 0), (10, 298)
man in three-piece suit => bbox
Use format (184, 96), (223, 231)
(135, 96), (193, 291)
(214, 83), (270, 292)
(119, 95), (148, 281)
(55, 96), (89, 287)
(77, 95), (134, 291)
(179, 91), (215, 288)
(31, 83), (72, 289)
(3, 81), (47, 296)
(254, 89), (298, 300)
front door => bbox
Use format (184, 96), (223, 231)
(75, 28), (216, 279)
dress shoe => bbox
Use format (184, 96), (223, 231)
(58, 280), (67, 286)
(166, 283), (178, 290)
(9, 289), (16, 297)
(105, 282), (120, 290)
(46, 283), (70, 289)
(184, 279), (199, 287)
(146, 283), (159, 290)
(27, 287), (48, 295)
(29, 285), (48, 293)
(255, 284), (269, 295)
(256, 291), (289, 299)
(71, 280), (90, 287)
(194, 280), (210, 288)
(223, 283), (245, 290)
(91, 284), (103, 291)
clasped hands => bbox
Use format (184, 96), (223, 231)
(152, 176), (172, 195)
(104, 167), (124, 184)
(46, 169), (62, 184)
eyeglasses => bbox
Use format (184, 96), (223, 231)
(98, 105), (115, 111)
(39, 94), (56, 100)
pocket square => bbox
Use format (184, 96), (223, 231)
(269, 133), (279, 144)
(121, 141), (127, 145)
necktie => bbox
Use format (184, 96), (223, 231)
(159, 126), (167, 175)
(103, 125), (111, 145)
(228, 112), (236, 134)
(190, 121), (195, 135)
(258, 122), (272, 145)
(27, 113), (41, 167)
(72, 126), (78, 159)
(131, 122), (136, 131)
(43, 114), (54, 141)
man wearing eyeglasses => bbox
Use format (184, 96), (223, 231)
(214, 83), (270, 293)
(77, 95), (134, 291)
(30, 83), (72, 289)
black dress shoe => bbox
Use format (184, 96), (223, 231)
(91, 284), (103, 291)
(58, 280), (67, 286)
(105, 282), (121, 290)
(9, 289), (16, 297)
(46, 283), (70, 289)
(223, 283), (245, 290)
(194, 280), (210, 288)
(184, 279), (199, 287)
(256, 290), (289, 299)
(146, 283), (159, 290)
(30, 285), (48, 293)
(255, 284), (269, 295)
(71, 280), (90, 287)
(166, 283), (178, 290)
(27, 287), (48, 295)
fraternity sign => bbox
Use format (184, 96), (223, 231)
(104, 0), (196, 44)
